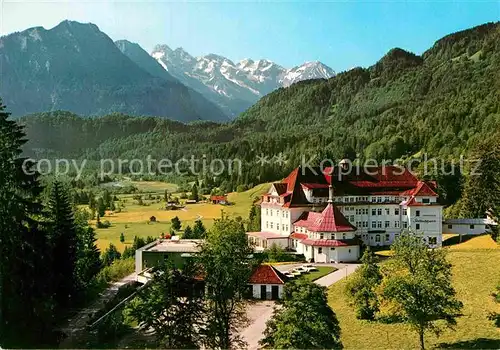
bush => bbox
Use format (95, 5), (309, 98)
(96, 258), (135, 286)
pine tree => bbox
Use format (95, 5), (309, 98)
(0, 100), (54, 347)
(190, 183), (199, 201)
(97, 197), (106, 217)
(102, 243), (121, 266)
(183, 225), (193, 239)
(74, 211), (102, 293)
(247, 205), (261, 232)
(171, 216), (181, 231)
(193, 220), (206, 239)
(47, 180), (79, 308)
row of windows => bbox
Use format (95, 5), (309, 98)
(342, 207), (407, 216)
(370, 221), (407, 229)
(265, 222), (289, 231)
(265, 208), (289, 218)
(447, 224), (476, 229)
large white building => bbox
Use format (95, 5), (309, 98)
(247, 164), (443, 262)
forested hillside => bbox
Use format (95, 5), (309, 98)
(18, 22), (500, 192)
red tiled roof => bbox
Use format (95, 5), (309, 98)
(300, 238), (360, 247)
(210, 195), (227, 201)
(249, 265), (287, 284)
(276, 166), (438, 207)
(412, 181), (438, 197)
(301, 183), (329, 189)
(293, 204), (356, 232)
(290, 233), (308, 240)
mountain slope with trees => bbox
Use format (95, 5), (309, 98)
(16, 22), (500, 211)
(0, 21), (228, 122)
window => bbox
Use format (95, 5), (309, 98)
(371, 197), (376, 203)
(416, 223), (420, 230)
(470, 224), (475, 229)
(372, 209), (377, 216)
(282, 211), (285, 217)
(385, 234), (390, 241)
(422, 198), (430, 204)
(448, 224), (452, 229)
(377, 221), (382, 228)
(305, 245), (308, 252)
(428, 237), (437, 245)
(343, 233), (346, 239)
(277, 224), (280, 230)
(331, 247), (335, 251)
(385, 208), (390, 215)
(403, 222), (408, 229)
(403, 208), (407, 215)
(270, 210), (273, 216)
(377, 208), (382, 216)
(395, 221), (400, 228)
(350, 215), (355, 222)
(375, 235), (381, 242)
(395, 208), (400, 215)
(266, 221), (269, 228)
(364, 221), (368, 228)
(270, 222), (273, 229)
(318, 247), (323, 254)
(385, 221), (390, 228)
(416, 210), (420, 217)
(385, 197), (389, 202)
(377, 197), (382, 203)
(320, 233), (324, 239)
(349, 249), (351, 253)
(266, 208), (269, 215)
(372, 222), (377, 229)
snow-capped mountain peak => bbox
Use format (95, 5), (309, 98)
(150, 45), (335, 116)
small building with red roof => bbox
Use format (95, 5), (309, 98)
(248, 264), (288, 299)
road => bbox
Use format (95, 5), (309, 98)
(58, 272), (137, 348)
(241, 263), (360, 349)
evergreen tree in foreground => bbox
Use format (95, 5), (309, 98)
(74, 210), (102, 294)
(0, 100), (54, 347)
(47, 180), (79, 308)
(192, 219), (206, 239)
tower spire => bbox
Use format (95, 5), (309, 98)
(328, 185), (334, 203)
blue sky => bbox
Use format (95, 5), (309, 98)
(1, 1), (499, 71)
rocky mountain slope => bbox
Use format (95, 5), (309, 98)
(151, 45), (335, 116)
(0, 20), (228, 122)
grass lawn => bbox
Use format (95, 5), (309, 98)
(302, 266), (337, 282)
(94, 182), (270, 251)
(329, 234), (500, 349)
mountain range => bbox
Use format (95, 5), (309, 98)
(150, 45), (335, 115)
(0, 20), (335, 121)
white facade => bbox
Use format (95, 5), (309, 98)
(443, 218), (494, 235)
(251, 284), (284, 299)
(297, 245), (360, 263)
(253, 168), (445, 253)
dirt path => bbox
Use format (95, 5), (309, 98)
(58, 272), (137, 348)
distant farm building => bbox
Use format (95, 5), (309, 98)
(211, 195), (227, 205)
(442, 218), (497, 235)
(185, 199), (198, 204)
